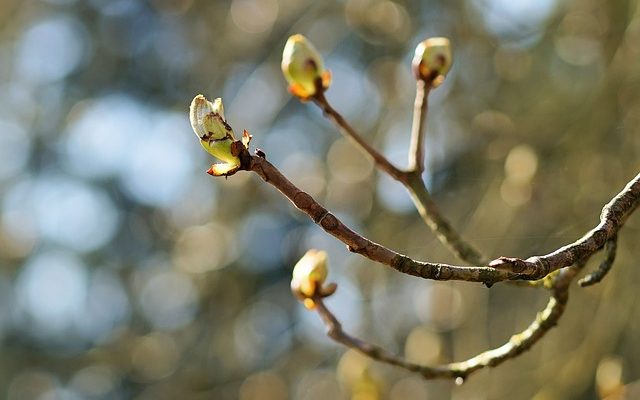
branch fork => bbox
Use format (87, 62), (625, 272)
(190, 35), (640, 382)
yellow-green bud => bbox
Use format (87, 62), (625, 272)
(412, 37), (452, 86)
(291, 249), (337, 309)
(292, 249), (327, 297)
(281, 34), (332, 100)
(189, 95), (241, 175)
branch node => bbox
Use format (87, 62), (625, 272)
(319, 213), (338, 230)
(489, 257), (528, 273)
(526, 256), (551, 279)
(314, 210), (330, 225)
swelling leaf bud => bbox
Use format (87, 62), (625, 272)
(292, 249), (328, 297)
(412, 37), (452, 86)
(291, 249), (332, 309)
(281, 34), (332, 100)
(189, 95), (241, 176)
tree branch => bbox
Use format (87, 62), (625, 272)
(312, 91), (490, 266)
(408, 80), (430, 174)
(579, 235), (618, 287)
(249, 155), (515, 285)
(489, 172), (640, 278)
(312, 262), (582, 380)
(247, 154), (640, 285)
(312, 93), (406, 182)
(406, 173), (490, 266)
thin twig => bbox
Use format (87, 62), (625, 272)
(407, 81), (488, 266)
(579, 235), (618, 287)
(406, 173), (490, 266)
(312, 92), (406, 182)
(489, 173), (640, 278)
(249, 155), (515, 285)
(408, 80), (430, 174)
(312, 263), (581, 380)
(313, 92), (489, 266)
(248, 154), (640, 283)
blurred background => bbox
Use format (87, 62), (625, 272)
(0, 0), (639, 398)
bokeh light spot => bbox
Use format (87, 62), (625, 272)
(239, 370), (288, 400)
(131, 333), (179, 381)
(4, 175), (120, 252)
(76, 270), (130, 343)
(68, 365), (119, 399)
(231, 0), (279, 34)
(16, 251), (88, 336)
(7, 370), (59, 400)
(404, 326), (442, 364)
(64, 95), (150, 179)
(174, 222), (237, 273)
(16, 16), (89, 84)
(139, 270), (198, 330)
(234, 301), (291, 369)
(0, 120), (31, 180)
(471, 0), (557, 43)
(505, 144), (538, 184)
(119, 112), (197, 207)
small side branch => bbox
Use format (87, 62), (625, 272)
(313, 92), (489, 266)
(408, 80), (430, 174)
(579, 235), (618, 287)
(311, 265), (579, 381)
(406, 174), (490, 266)
(312, 93), (406, 182)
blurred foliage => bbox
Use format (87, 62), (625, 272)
(0, 0), (639, 399)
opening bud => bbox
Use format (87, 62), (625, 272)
(412, 37), (452, 86)
(189, 95), (242, 176)
(281, 34), (332, 100)
(291, 249), (336, 309)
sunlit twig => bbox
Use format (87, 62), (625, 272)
(248, 154), (515, 285)
(408, 80), (430, 174)
(312, 92), (405, 182)
(579, 235), (618, 287)
(245, 154), (639, 283)
(312, 85), (489, 266)
(311, 262), (582, 380)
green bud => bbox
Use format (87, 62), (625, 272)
(412, 37), (452, 86)
(281, 34), (332, 100)
(189, 95), (241, 175)
(291, 249), (337, 309)
(190, 94), (234, 141)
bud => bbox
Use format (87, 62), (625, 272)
(412, 37), (452, 86)
(189, 95), (241, 176)
(281, 34), (332, 100)
(291, 249), (328, 298)
(291, 249), (336, 309)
